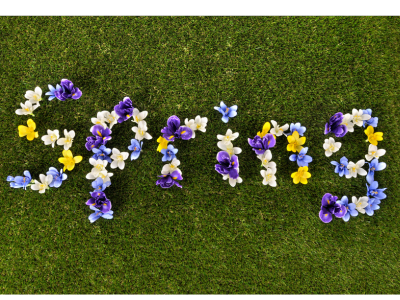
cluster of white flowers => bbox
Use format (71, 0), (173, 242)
(15, 87), (42, 116)
(184, 116), (208, 139)
(258, 150), (277, 187)
(90, 110), (118, 131)
(216, 129), (242, 187)
(41, 129), (75, 149)
(131, 109), (152, 141)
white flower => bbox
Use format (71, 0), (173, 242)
(110, 148), (129, 170)
(41, 129), (60, 148)
(270, 120), (289, 137)
(340, 113), (354, 132)
(102, 110), (118, 129)
(86, 170), (113, 183)
(25, 87), (42, 104)
(88, 158), (108, 178)
(217, 141), (242, 157)
(222, 173), (243, 187)
(217, 129), (239, 143)
(352, 196), (369, 214)
(57, 129), (75, 150)
(185, 116), (208, 138)
(132, 120), (152, 141)
(346, 160), (367, 178)
(15, 100), (40, 116)
(90, 111), (107, 131)
(257, 150), (276, 171)
(31, 174), (53, 194)
(365, 144), (386, 161)
(161, 158), (182, 175)
(131, 108), (148, 124)
(323, 137), (341, 157)
(352, 109), (371, 127)
(261, 168), (277, 187)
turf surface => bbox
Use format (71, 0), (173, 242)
(1, 16), (399, 294)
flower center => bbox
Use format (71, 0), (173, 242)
(96, 164), (104, 170)
(196, 124), (201, 129)
(25, 108), (30, 112)
(225, 108), (229, 113)
(139, 129), (145, 136)
(329, 145), (335, 151)
(266, 174), (272, 180)
(117, 154), (123, 161)
(51, 135), (57, 141)
(353, 115), (361, 123)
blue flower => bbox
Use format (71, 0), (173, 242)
(337, 196), (358, 222)
(214, 101), (237, 123)
(362, 109), (378, 128)
(287, 123), (306, 136)
(161, 145), (178, 162)
(127, 139), (143, 160)
(91, 177), (111, 192)
(46, 167), (67, 188)
(6, 170), (32, 190)
(289, 147), (313, 167)
(45, 84), (63, 101)
(367, 181), (387, 200)
(331, 156), (350, 177)
(92, 145), (112, 163)
(365, 197), (381, 216)
(88, 206), (113, 223)
(366, 158), (386, 184)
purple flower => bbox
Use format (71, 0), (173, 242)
(161, 115), (192, 142)
(45, 84), (62, 101)
(319, 193), (347, 223)
(156, 170), (183, 188)
(86, 191), (112, 213)
(91, 125), (112, 144)
(85, 136), (104, 151)
(88, 206), (113, 223)
(215, 151), (239, 179)
(248, 134), (276, 155)
(324, 112), (348, 137)
(366, 181), (387, 200)
(330, 156), (350, 177)
(54, 79), (82, 100)
(6, 170), (32, 190)
(114, 97), (134, 123)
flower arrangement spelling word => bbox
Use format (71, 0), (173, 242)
(8, 82), (83, 193)
(321, 109), (387, 223)
(156, 115), (208, 188)
(85, 97), (152, 223)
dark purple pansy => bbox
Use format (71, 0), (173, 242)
(114, 97), (134, 123)
(91, 125), (112, 144)
(324, 112), (348, 138)
(161, 116), (185, 142)
(215, 151), (239, 179)
(85, 136), (106, 151)
(54, 79), (82, 100)
(319, 193), (346, 223)
(156, 170), (183, 188)
(248, 134), (276, 155)
(86, 191), (112, 213)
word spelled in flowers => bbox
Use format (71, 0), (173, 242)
(156, 115), (207, 188)
(85, 97), (152, 223)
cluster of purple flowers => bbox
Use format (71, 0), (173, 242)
(324, 112), (348, 137)
(46, 79), (82, 101)
(156, 115), (193, 188)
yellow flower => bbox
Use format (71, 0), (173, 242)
(291, 166), (311, 184)
(364, 126), (383, 146)
(18, 118), (39, 141)
(287, 131), (306, 153)
(257, 122), (271, 138)
(58, 150), (83, 172)
(157, 136), (169, 152)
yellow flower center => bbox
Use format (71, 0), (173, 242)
(51, 135), (57, 141)
(196, 124), (201, 129)
(117, 154), (123, 161)
(25, 108), (30, 112)
(96, 164), (104, 170)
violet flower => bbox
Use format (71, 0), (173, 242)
(330, 156), (350, 177)
(86, 191), (112, 213)
(92, 145), (112, 163)
(337, 196), (358, 222)
(91, 125), (112, 144)
(6, 170), (32, 190)
(85, 136), (104, 151)
(54, 79), (82, 100)
(324, 112), (348, 137)
(88, 206), (113, 223)
(45, 84), (62, 101)
(248, 134), (276, 155)
(46, 167), (67, 188)
(161, 115), (193, 142)
(156, 170), (183, 188)
(215, 151), (239, 179)
(114, 97), (134, 123)
(366, 181), (387, 200)
(319, 193), (347, 223)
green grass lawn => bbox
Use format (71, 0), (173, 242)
(1, 16), (399, 294)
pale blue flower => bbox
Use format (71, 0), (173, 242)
(214, 101), (237, 123)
